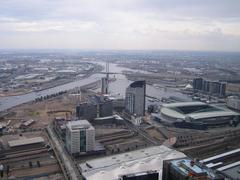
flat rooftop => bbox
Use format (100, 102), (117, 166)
(200, 148), (240, 179)
(8, 137), (44, 147)
(79, 145), (186, 180)
(66, 120), (94, 130)
(171, 159), (221, 179)
(220, 162), (240, 179)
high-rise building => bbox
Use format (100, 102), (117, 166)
(193, 78), (203, 90)
(219, 83), (226, 97)
(99, 101), (113, 117)
(193, 78), (226, 97)
(125, 81), (146, 116)
(209, 81), (221, 95)
(101, 77), (108, 94)
(202, 79), (210, 92)
(66, 120), (95, 155)
(76, 103), (97, 120)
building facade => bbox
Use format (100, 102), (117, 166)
(99, 101), (113, 117)
(125, 81), (146, 116)
(193, 78), (226, 97)
(101, 77), (108, 94)
(193, 78), (203, 90)
(76, 103), (97, 120)
(66, 120), (95, 154)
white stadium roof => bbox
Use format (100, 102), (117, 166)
(160, 102), (239, 121)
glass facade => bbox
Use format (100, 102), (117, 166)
(80, 130), (86, 152)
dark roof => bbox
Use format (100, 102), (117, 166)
(129, 81), (146, 88)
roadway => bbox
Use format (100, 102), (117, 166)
(122, 116), (160, 146)
(46, 125), (81, 180)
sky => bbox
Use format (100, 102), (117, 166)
(0, 0), (240, 51)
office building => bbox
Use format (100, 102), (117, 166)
(202, 79), (210, 92)
(219, 83), (226, 97)
(76, 103), (97, 120)
(192, 78), (226, 97)
(101, 77), (108, 94)
(209, 81), (221, 95)
(125, 81), (146, 116)
(193, 78), (203, 90)
(66, 120), (95, 155)
(99, 101), (113, 117)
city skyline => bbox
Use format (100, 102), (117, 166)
(0, 0), (240, 52)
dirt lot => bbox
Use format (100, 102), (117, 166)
(2, 94), (78, 130)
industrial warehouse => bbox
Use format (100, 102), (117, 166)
(158, 102), (240, 129)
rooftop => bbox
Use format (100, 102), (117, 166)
(170, 159), (221, 179)
(79, 145), (186, 180)
(66, 120), (94, 130)
(8, 137), (44, 147)
(200, 148), (240, 179)
(161, 102), (239, 121)
(129, 80), (146, 88)
(220, 162), (240, 179)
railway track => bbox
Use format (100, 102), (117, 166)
(0, 147), (49, 162)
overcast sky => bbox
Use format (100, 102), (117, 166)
(0, 0), (240, 51)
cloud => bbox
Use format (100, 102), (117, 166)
(0, 0), (239, 51)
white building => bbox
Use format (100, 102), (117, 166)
(66, 120), (95, 154)
(131, 115), (142, 125)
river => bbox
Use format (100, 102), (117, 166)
(0, 62), (191, 112)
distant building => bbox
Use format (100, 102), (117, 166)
(112, 98), (125, 112)
(101, 77), (108, 94)
(209, 81), (221, 95)
(125, 81), (146, 116)
(193, 78), (226, 97)
(66, 120), (95, 155)
(219, 83), (226, 97)
(193, 78), (203, 90)
(99, 101), (113, 117)
(76, 103), (97, 120)
(202, 79), (210, 92)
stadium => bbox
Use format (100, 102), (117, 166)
(159, 102), (240, 129)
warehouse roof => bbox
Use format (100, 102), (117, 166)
(8, 137), (44, 147)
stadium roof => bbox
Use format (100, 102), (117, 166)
(79, 145), (186, 180)
(161, 102), (239, 121)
